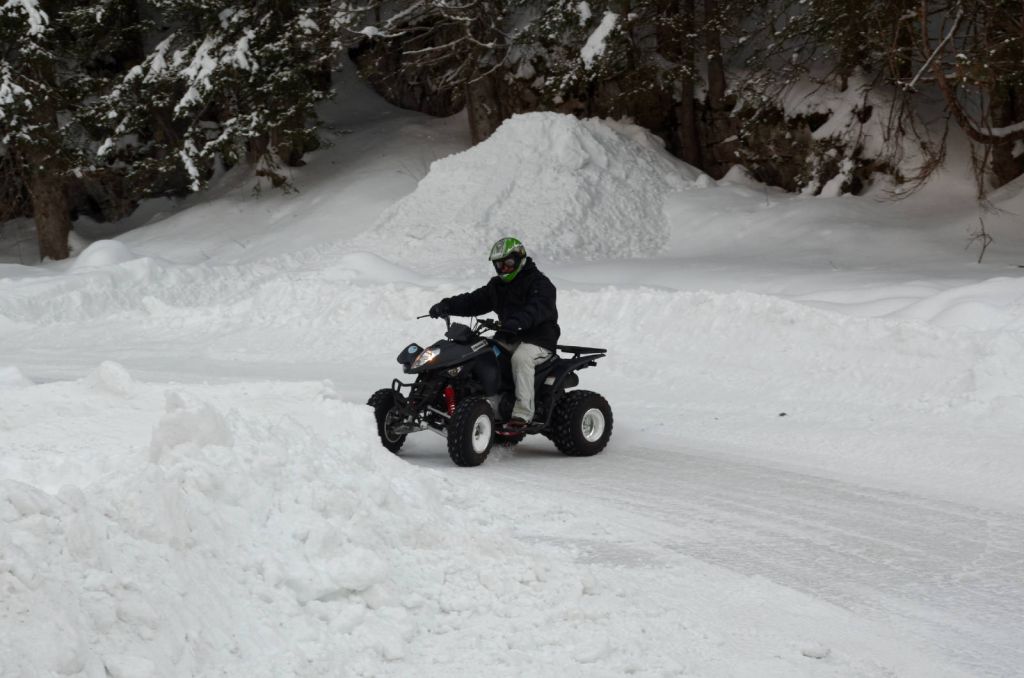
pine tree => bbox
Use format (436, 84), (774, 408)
(341, 0), (511, 141)
(1, 0), (76, 259)
(99, 0), (337, 193)
(1, 0), (149, 259)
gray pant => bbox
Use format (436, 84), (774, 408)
(500, 341), (553, 422)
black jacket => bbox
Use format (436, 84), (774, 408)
(441, 258), (560, 351)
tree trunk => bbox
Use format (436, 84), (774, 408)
(675, 0), (701, 167)
(27, 170), (71, 261)
(704, 0), (726, 112)
(988, 4), (1024, 186)
(465, 73), (505, 144)
(701, 0), (735, 177)
(989, 87), (1024, 188)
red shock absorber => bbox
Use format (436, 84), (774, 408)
(443, 385), (457, 416)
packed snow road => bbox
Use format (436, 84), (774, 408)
(400, 436), (1024, 678)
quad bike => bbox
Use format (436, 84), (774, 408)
(367, 316), (612, 467)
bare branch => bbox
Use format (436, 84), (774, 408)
(905, 1), (963, 91)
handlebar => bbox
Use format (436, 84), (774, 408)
(419, 314), (503, 334)
(475, 317), (501, 332)
(419, 313), (452, 330)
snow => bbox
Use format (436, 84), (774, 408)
(1, 0), (49, 36)
(176, 37), (220, 114)
(2, 74), (1024, 677)
(576, 1), (593, 26)
(0, 66), (27, 110)
(361, 112), (698, 265)
(581, 12), (618, 69)
(70, 240), (139, 269)
(0, 365), (32, 388)
(775, 74), (929, 182)
(8, 373), (626, 676)
(142, 35), (174, 83)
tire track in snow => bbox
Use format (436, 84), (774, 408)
(434, 443), (1024, 678)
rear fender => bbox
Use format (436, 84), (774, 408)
(543, 353), (604, 392)
(532, 354), (604, 427)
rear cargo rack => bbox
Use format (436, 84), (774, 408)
(556, 344), (606, 358)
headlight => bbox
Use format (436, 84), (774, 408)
(411, 347), (441, 370)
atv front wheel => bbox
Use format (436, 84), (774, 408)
(368, 389), (406, 453)
(549, 390), (613, 456)
(447, 397), (495, 467)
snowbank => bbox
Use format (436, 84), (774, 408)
(70, 240), (139, 270)
(361, 112), (700, 264)
(0, 365), (707, 677)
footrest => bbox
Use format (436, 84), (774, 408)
(496, 422), (544, 436)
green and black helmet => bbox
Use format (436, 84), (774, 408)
(488, 237), (527, 282)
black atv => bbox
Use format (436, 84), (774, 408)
(367, 316), (612, 467)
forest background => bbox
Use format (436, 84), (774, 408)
(2, 0), (1022, 260)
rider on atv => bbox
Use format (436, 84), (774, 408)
(430, 237), (558, 431)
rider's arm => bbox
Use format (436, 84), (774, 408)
(442, 283), (494, 317)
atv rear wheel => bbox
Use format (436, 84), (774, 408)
(368, 388), (406, 453)
(549, 390), (613, 457)
(447, 397), (495, 467)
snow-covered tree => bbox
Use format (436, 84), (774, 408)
(1, 0), (76, 259)
(339, 0), (511, 141)
(99, 0), (337, 193)
(903, 0), (1024, 187)
(1, 0), (150, 259)
(484, 0), (753, 167)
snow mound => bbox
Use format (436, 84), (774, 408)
(70, 240), (138, 269)
(362, 112), (700, 264)
(1, 376), (697, 676)
(896, 277), (1024, 331)
(84, 360), (136, 397)
(149, 391), (233, 460)
(0, 366), (32, 389)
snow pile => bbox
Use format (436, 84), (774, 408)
(0, 365), (32, 388)
(0, 365), (708, 676)
(878, 277), (1024, 331)
(361, 112), (700, 265)
(70, 240), (139, 270)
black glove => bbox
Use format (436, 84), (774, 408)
(429, 301), (450, 318)
(503, 317), (524, 334)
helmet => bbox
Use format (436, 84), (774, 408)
(488, 237), (527, 282)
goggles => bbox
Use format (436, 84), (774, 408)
(493, 256), (519, 274)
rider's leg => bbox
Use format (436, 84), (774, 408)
(510, 342), (553, 422)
